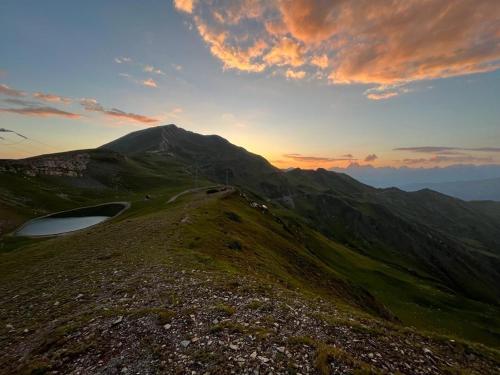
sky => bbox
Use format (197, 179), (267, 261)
(0, 0), (499, 169)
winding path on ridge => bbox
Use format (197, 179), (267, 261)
(167, 185), (232, 203)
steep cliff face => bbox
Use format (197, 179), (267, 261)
(0, 153), (90, 177)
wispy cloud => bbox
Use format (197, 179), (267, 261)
(33, 92), (72, 104)
(364, 154), (378, 162)
(118, 73), (160, 88)
(3, 98), (40, 106)
(80, 98), (157, 124)
(0, 83), (27, 97)
(366, 92), (399, 101)
(114, 57), (132, 64)
(175, 1), (500, 99)
(395, 146), (500, 153)
(1, 95), (80, 118)
(402, 155), (493, 165)
(143, 65), (165, 75)
(284, 153), (356, 163)
(142, 78), (158, 88)
(0, 106), (81, 118)
(395, 146), (500, 166)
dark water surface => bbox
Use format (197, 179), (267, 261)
(16, 202), (128, 236)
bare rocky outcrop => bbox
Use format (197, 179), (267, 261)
(0, 153), (90, 177)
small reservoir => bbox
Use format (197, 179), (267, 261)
(15, 202), (128, 237)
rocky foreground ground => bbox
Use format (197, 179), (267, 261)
(2, 262), (499, 375)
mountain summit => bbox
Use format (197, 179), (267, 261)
(100, 124), (281, 191)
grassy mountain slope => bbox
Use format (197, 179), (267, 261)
(281, 168), (500, 304)
(0, 147), (210, 237)
(1, 188), (500, 374)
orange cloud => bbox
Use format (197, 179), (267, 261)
(210, 0), (265, 24)
(33, 92), (72, 104)
(0, 84), (26, 97)
(0, 106), (81, 118)
(277, 0), (341, 43)
(311, 54), (328, 69)
(80, 98), (157, 124)
(103, 109), (158, 123)
(285, 69), (306, 80)
(173, 0), (195, 14)
(274, 153), (357, 169)
(175, 0), (500, 99)
(264, 38), (305, 67)
(325, 1), (500, 86)
(142, 78), (158, 88)
(366, 92), (398, 101)
(284, 153), (356, 163)
(195, 17), (267, 72)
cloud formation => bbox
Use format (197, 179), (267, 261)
(3, 98), (40, 106)
(174, 0), (195, 13)
(0, 83), (26, 97)
(0, 106), (81, 118)
(285, 69), (306, 80)
(142, 78), (158, 88)
(144, 65), (165, 75)
(274, 152), (358, 169)
(195, 18), (267, 72)
(114, 57), (132, 64)
(175, 1), (500, 99)
(364, 154), (378, 162)
(395, 146), (500, 153)
(80, 98), (158, 124)
(33, 92), (72, 104)
(365, 91), (399, 101)
(402, 155), (493, 165)
(1, 95), (80, 119)
(284, 153), (356, 163)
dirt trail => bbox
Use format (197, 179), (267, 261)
(167, 185), (234, 203)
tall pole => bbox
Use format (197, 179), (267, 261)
(195, 161), (198, 188)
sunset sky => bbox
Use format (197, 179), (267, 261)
(1, 0), (499, 169)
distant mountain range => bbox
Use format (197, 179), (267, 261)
(403, 177), (500, 201)
(331, 163), (500, 201)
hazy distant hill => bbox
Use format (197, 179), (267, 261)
(403, 177), (500, 201)
(332, 163), (500, 201)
